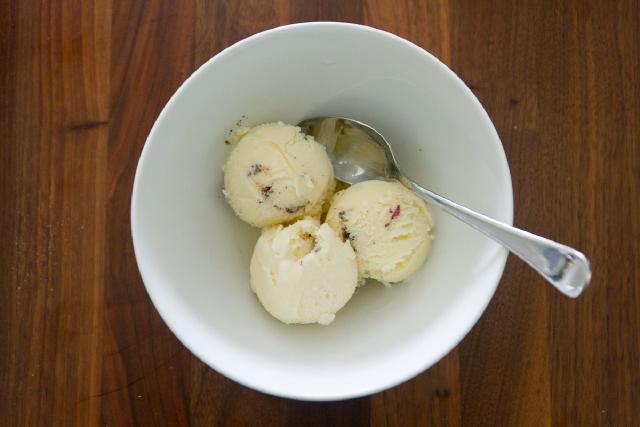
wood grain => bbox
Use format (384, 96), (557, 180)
(1, 0), (638, 425)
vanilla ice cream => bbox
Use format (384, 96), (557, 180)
(223, 122), (335, 228)
(326, 180), (433, 284)
(250, 217), (358, 325)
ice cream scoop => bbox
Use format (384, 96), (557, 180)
(299, 117), (591, 298)
(250, 217), (358, 325)
(223, 122), (335, 228)
(326, 180), (433, 284)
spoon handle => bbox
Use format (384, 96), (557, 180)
(407, 180), (591, 297)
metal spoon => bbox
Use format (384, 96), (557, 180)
(298, 117), (591, 298)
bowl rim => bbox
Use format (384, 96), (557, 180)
(131, 21), (514, 401)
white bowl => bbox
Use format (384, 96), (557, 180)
(131, 22), (513, 401)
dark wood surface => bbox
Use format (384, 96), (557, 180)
(1, 1), (638, 425)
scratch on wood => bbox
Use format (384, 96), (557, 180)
(66, 120), (109, 131)
(68, 350), (181, 412)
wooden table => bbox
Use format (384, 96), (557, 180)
(2, 1), (638, 425)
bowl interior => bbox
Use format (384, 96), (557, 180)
(132, 23), (513, 400)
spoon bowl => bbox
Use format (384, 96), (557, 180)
(299, 117), (400, 183)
